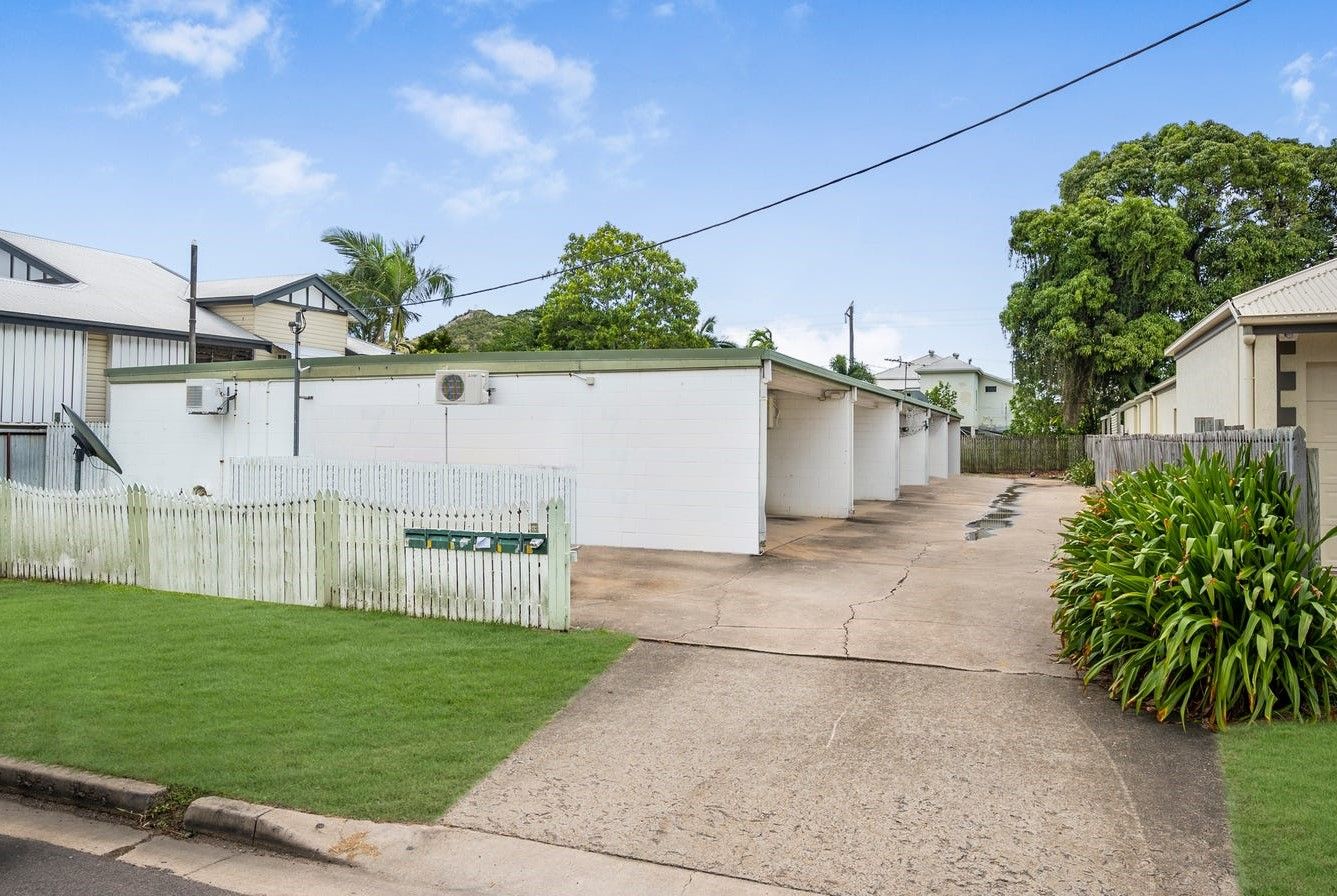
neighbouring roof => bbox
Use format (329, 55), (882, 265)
(196, 273), (369, 323)
(346, 335), (393, 355)
(105, 347), (961, 418)
(1167, 256), (1337, 356)
(0, 230), (266, 346)
(875, 351), (1014, 386)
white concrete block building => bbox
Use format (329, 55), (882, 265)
(106, 349), (960, 555)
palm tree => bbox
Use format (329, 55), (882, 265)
(321, 228), (454, 347)
(745, 328), (775, 349)
(696, 316), (739, 348)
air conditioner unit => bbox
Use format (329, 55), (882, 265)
(434, 369), (490, 405)
(185, 379), (231, 414)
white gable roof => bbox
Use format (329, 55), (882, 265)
(0, 230), (265, 345)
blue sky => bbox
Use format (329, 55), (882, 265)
(3, 0), (1334, 373)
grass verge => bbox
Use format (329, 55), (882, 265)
(0, 580), (632, 822)
(1221, 722), (1337, 895)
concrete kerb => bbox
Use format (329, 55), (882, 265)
(0, 756), (167, 818)
(0, 756), (415, 868)
(182, 795), (424, 867)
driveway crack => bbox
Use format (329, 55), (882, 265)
(841, 544), (929, 657)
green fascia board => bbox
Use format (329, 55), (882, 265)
(105, 346), (959, 418)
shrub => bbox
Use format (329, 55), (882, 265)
(1051, 449), (1337, 728)
(1066, 456), (1096, 487)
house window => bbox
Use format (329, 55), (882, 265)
(195, 343), (255, 363)
(984, 385), (997, 393)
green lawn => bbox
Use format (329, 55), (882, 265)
(0, 580), (631, 822)
(1221, 722), (1337, 896)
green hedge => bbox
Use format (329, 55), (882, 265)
(1052, 450), (1337, 728)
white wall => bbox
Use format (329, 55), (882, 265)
(948, 420), (961, 475)
(927, 413), (948, 479)
(108, 367), (765, 554)
(899, 409), (928, 486)
(978, 380), (1012, 430)
(921, 371), (977, 428)
(1153, 386), (1178, 434)
(1, 323), (86, 425)
(853, 402), (899, 500)
(765, 389), (852, 517)
(1174, 322), (1241, 431)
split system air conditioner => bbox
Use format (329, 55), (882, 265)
(434, 369), (490, 405)
(185, 379), (232, 415)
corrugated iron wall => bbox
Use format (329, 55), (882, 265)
(0, 323), (86, 425)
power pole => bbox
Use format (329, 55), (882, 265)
(187, 241), (198, 363)
(844, 302), (855, 372)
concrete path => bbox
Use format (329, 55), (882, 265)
(447, 476), (1238, 896)
(572, 477), (1071, 674)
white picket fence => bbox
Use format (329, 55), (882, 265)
(0, 482), (571, 630)
(222, 457), (578, 543)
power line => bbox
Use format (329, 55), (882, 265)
(371, 0), (1254, 313)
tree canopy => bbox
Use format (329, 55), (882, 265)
(322, 228), (453, 347)
(537, 223), (708, 350)
(829, 353), (875, 384)
(1001, 121), (1337, 431)
(923, 382), (959, 414)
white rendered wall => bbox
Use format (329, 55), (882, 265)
(927, 413), (948, 479)
(948, 420), (961, 476)
(1174, 323), (1240, 430)
(765, 390), (853, 517)
(108, 367), (765, 554)
(853, 403), (898, 500)
(899, 410), (928, 486)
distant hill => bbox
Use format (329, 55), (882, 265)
(413, 308), (540, 353)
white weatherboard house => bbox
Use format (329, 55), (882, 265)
(0, 228), (380, 484)
(875, 351), (1013, 434)
(105, 349), (961, 555)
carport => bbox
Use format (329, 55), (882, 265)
(762, 363), (905, 529)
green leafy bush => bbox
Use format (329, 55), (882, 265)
(1066, 456), (1096, 487)
(1052, 450), (1337, 728)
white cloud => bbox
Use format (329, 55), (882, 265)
(472, 28), (594, 118)
(721, 316), (905, 369)
(107, 72), (181, 116)
(443, 184), (522, 218)
(651, 2), (674, 17)
(1282, 51), (1333, 143)
(784, 2), (810, 26)
(397, 86), (550, 160)
(336, 0), (387, 27)
(221, 139), (336, 201)
(96, 1), (276, 79)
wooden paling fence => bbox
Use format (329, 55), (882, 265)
(0, 482), (571, 630)
(1085, 427), (1320, 541)
(960, 435), (1086, 474)
(223, 457), (578, 544)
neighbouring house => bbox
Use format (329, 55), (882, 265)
(105, 349), (962, 555)
(874, 350), (1014, 434)
(0, 229), (376, 483)
(1099, 255), (1337, 550)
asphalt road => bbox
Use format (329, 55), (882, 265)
(0, 835), (236, 896)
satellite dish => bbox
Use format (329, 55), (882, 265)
(60, 404), (122, 491)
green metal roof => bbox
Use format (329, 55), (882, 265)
(106, 347), (959, 417)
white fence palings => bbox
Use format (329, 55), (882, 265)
(222, 457), (577, 544)
(0, 482), (570, 630)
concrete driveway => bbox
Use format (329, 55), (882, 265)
(572, 476), (1073, 674)
(445, 476), (1238, 896)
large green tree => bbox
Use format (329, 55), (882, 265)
(1002, 122), (1337, 431)
(322, 228), (453, 347)
(537, 223), (708, 350)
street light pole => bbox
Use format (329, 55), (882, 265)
(289, 309), (306, 457)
